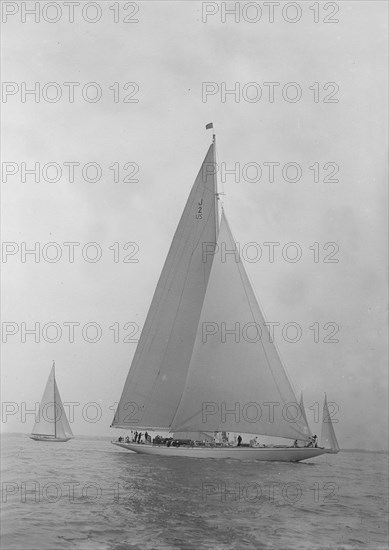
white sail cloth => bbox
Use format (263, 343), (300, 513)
(321, 394), (340, 451)
(31, 365), (73, 438)
(112, 144), (218, 430)
(31, 367), (56, 437)
(53, 378), (73, 438)
(112, 140), (312, 441)
(170, 213), (310, 441)
(299, 394), (313, 438)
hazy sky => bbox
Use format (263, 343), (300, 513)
(2, 1), (387, 449)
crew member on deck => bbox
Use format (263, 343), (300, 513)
(237, 435), (242, 447)
(307, 435), (317, 447)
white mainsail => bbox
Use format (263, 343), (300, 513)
(170, 212), (310, 441)
(31, 364), (73, 439)
(112, 142), (218, 430)
(320, 394), (340, 451)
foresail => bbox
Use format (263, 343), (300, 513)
(112, 143), (218, 429)
(171, 212), (310, 441)
(54, 379), (73, 438)
(321, 395), (340, 451)
(31, 366), (56, 436)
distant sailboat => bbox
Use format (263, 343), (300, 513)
(30, 362), (73, 442)
(111, 128), (339, 461)
(299, 393), (312, 438)
(321, 394), (340, 453)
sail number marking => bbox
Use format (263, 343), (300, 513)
(196, 199), (203, 219)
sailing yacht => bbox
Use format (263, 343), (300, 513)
(30, 362), (73, 442)
(111, 128), (339, 461)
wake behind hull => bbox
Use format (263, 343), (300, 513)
(29, 434), (72, 442)
(112, 442), (328, 462)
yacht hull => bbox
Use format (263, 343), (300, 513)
(112, 442), (328, 461)
(29, 434), (72, 442)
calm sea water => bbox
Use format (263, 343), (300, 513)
(1, 434), (388, 550)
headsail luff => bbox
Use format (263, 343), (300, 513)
(320, 394), (340, 451)
(111, 143), (218, 430)
(170, 212), (311, 440)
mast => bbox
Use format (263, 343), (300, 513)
(53, 361), (56, 439)
(212, 131), (220, 234)
(206, 122), (220, 234)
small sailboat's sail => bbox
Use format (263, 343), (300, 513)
(31, 364), (73, 440)
(320, 394), (340, 452)
(31, 366), (57, 437)
(299, 393), (312, 438)
(112, 142), (218, 430)
(170, 212), (311, 441)
(53, 377), (73, 439)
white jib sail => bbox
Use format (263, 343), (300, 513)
(112, 143), (218, 430)
(170, 212), (311, 441)
(320, 394), (340, 451)
(54, 378), (73, 438)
